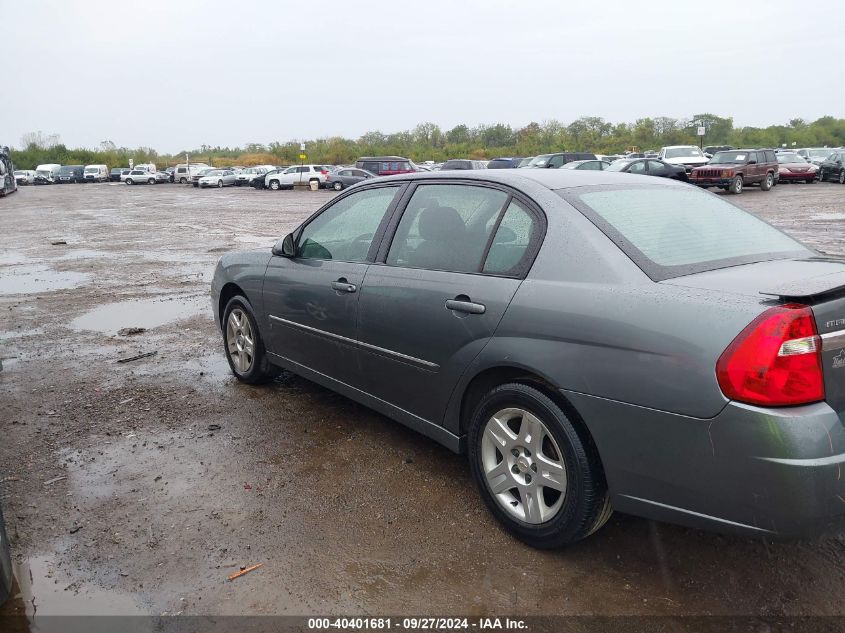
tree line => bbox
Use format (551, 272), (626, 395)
(9, 114), (845, 170)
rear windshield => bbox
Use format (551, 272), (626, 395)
(561, 185), (810, 281)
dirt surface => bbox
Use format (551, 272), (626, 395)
(1, 180), (844, 620)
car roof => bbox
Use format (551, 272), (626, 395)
(372, 168), (682, 191)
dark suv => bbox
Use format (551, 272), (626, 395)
(525, 152), (597, 168)
(689, 149), (778, 194)
(355, 156), (416, 176)
(57, 165), (85, 183)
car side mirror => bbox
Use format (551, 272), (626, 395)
(272, 233), (296, 258)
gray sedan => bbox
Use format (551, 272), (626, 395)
(211, 170), (845, 547)
(198, 169), (237, 188)
(324, 168), (377, 191)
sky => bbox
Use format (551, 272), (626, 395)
(2, 0), (842, 154)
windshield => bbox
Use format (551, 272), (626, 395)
(562, 186), (809, 281)
(527, 154), (552, 167)
(808, 149), (831, 159)
(777, 153), (805, 163)
(205, 170), (225, 176)
(606, 160), (633, 171)
(84, 167), (98, 173)
(663, 147), (703, 159)
(709, 151), (749, 164)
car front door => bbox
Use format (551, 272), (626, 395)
(356, 182), (544, 428)
(646, 160), (668, 178)
(262, 185), (403, 386)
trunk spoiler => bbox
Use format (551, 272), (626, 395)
(759, 266), (845, 300)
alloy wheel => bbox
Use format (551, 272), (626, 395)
(840, 170), (845, 184)
(480, 408), (567, 524)
(226, 308), (254, 373)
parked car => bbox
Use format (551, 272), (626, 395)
(525, 152), (597, 168)
(198, 169), (237, 188)
(265, 165), (330, 190)
(689, 149), (778, 194)
(125, 169), (157, 185)
(175, 163), (211, 184)
(560, 159), (610, 171)
(797, 148), (836, 166)
(0, 148), (15, 197)
(154, 171), (171, 184)
(441, 159), (487, 170)
(704, 145), (733, 156)
(14, 169), (37, 185)
(0, 500), (11, 606)
(57, 165), (84, 183)
(119, 168), (132, 182)
(110, 167), (127, 182)
(818, 151), (845, 184)
(34, 163), (61, 184)
(325, 168), (377, 191)
(192, 168), (215, 187)
(252, 169), (280, 190)
(211, 169), (845, 547)
(776, 152), (818, 184)
(83, 164), (109, 182)
(657, 145), (710, 171)
(235, 166), (269, 186)
(487, 158), (524, 169)
(355, 156), (416, 176)
(607, 158), (688, 181)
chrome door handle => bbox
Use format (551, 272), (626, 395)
(445, 299), (486, 314)
(331, 280), (357, 293)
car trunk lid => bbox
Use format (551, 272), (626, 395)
(664, 257), (845, 412)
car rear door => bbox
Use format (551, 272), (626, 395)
(356, 182), (545, 426)
(262, 184), (404, 387)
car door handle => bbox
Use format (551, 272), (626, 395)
(445, 298), (486, 314)
(331, 279), (357, 293)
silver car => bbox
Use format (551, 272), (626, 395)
(198, 169), (237, 188)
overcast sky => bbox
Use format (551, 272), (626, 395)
(2, 0), (842, 154)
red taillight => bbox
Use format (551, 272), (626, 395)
(716, 304), (824, 407)
(320, 170), (328, 175)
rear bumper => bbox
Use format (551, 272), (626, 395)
(565, 391), (845, 538)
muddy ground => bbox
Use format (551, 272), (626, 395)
(1, 180), (844, 620)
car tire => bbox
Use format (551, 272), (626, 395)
(180, 177), (187, 184)
(222, 296), (279, 384)
(839, 170), (845, 185)
(806, 178), (815, 184)
(269, 180), (280, 191)
(468, 383), (611, 548)
(760, 172), (773, 191)
(333, 181), (343, 191)
(729, 175), (743, 194)
(217, 180), (223, 188)
(147, 178), (155, 185)
(126, 179), (133, 185)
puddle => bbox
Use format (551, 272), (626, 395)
(69, 295), (209, 335)
(0, 265), (91, 296)
(9, 555), (147, 623)
(0, 252), (33, 266)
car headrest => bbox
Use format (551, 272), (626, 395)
(419, 206), (466, 241)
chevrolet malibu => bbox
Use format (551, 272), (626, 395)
(211, 170), (845, 548)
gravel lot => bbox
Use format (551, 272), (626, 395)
(0, 180), (844, 619)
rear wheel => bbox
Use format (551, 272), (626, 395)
(760, 172), (773, 191)
(468, 383), (611, 548)
(147, 178), (155, 185)
(839, 170), (845, 184)
(125, 178), (133, 185)
(222, 296), (279, 384)
(179, 177), (187, 184)
(729, 175), (743, 194)
(217, 180), (223, 188)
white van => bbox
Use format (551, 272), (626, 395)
(173, 163), (210, 184)
(83, 164), (109, 183)
(34, 163), (61, 184)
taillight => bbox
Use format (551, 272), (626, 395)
(716, 304), (824, 407)
(320, 170), (328, 175)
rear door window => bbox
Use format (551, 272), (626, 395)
(483, 200), (537, 276)
(386, 184), (509, 273)
(563, 186), (809, 281)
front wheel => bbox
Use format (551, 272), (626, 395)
(468, 383), (611, 548)
(125, 179), (133, 185)
(839, 170), (845, 185)
(180, 177), (187, 184)
(333, 181), (343, 191)
(729, 175), (743, 194)
(217, 180), (223, 188)
(269, 180), (280, 190)
(761, 172), (773, 191)
(222, 296), (279, 384)
(147, 178), (155, 185)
